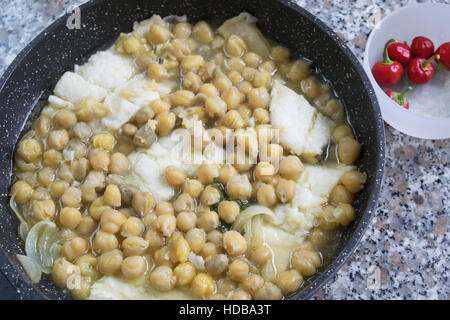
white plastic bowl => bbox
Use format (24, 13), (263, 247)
(363, 3), (450, 139)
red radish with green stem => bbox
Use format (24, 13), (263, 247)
(407, 55), (438, 84)
(385, 87), (412, 110)
(435, 42), (450, 71)
(372, 39), (404, 87)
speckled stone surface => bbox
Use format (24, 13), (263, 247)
(0, 0), (448, 300)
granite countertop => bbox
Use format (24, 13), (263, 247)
(0, 0), (448, 300)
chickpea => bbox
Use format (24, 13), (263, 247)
(76, 216), (98, 236)
(182, 179), (203, 199)
(242, 67), (257, 82)
(288, 59), (311, 82)
(255, 162), (275, 182)
(207, 230), (224, 249)
(54, 109), (77, 130)
(334, 203), (356, 226)
(242, 274), (265, 295)
(238, 81), (253, 95)
(145, 228), (164, 249)
(176, 211), (197, 232)
(276, 178), (296, 203)
(11, 180), (33, 204)
(35, 115), (51, 137)
(200, 186), (221, 206)
(242, 52), (262, 68)
(71, 122), (92, 141)
(253, 108), (269, 125)
(52, 258), (78, 288)
(197, 211), (219, 233)
(260, 60), (276, 74)
(47, 130), (69, 151)
(121, 256), (146, 280)
(76, 97), (108, 121)
(225, 35), (246, 57)
(164, 166), (186, 187)
(61, 186), (82, 208)
(181, 55), (204, 73)
(147, 62), (169, 81)
(203, 254), (227, 276)
(98, 249), (123, 275)
(248, 87), (270, 109)
(199, 83), (219, 97)
(174, 262), (196, 287)
(148, 24), (171, 44)
(171, 236), (191, 263)
(257, 184), (277, 207)
(185, 228), (205, 254)
(153, 245), (174, 267)
(89, 149), (110, 172)
(223, 231), (247, 256)
(59, 207), (81, 229)
(197, 163), (220, 185)
(134, 106), (155, 126)
(155, 201), (175, 216)
(150, 99), (171, 115)
(191, 273), (215, 297)
(121, 216), (144, 237)
(201, 242), (219, 258)
(70, 158), (90, 182)
(228, 259), (249, 282)
(291, 249), (321, 277)
(156, 111), (176, 136)
(253, 70), (271, 88)
(250, 245), (272, 266)
(132, 192), (153, 215)
(218, 164), (238, 185)
(332, 125), (353, 144)
(143, 212), (158, 229)
(107, 152), (128, 175)
(217, 201), (239, 224)
(171, 89), (195, 107)
(254, 282), (282, 300)
(49, 180), (69, 198)
(205, 95), (227, 118)
(222, 87), (244, 110)
(279, 155), (304, 180)
(149, 265), (176, 291)
(62, 237), (88, 261)
(92, 230), (118, 254)
(173, 192), (195, 213)
(338, 136), (362, 165)
(330, 184), (355, 204)
(340, 170), (367, 193)
(192, 21), (214, 43)
(33, 199), (56, 221)
(227, 70), (243, 85)
(42, 149), (62, 167)
(103, 184), (121, 207)
(213, 74), (232, 93)
(224, 111), (244, 133)
(271, 46), (290, 64)
(100, 208), (126, 234)
(75, 254), (98, 279)
(158, 214), (177, 237)
(300, 77), (320, 99)
(173, 22), (192, 39)
(182, 72), (202, 93)
(276, 269), (303, 295)
(319, 205), (340, 231)
(17, 138), (42, 162)
(122, 236), (149, 257)
(226, 175), (252, 200)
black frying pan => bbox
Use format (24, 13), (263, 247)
(0, 0), (385, 300)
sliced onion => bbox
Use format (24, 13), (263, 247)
(25, 221), (60, 273)
(16, 254), (41, 284)
(9, 193), (29, 241)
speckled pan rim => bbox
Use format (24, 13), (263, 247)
(0, 0), (386, 300)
